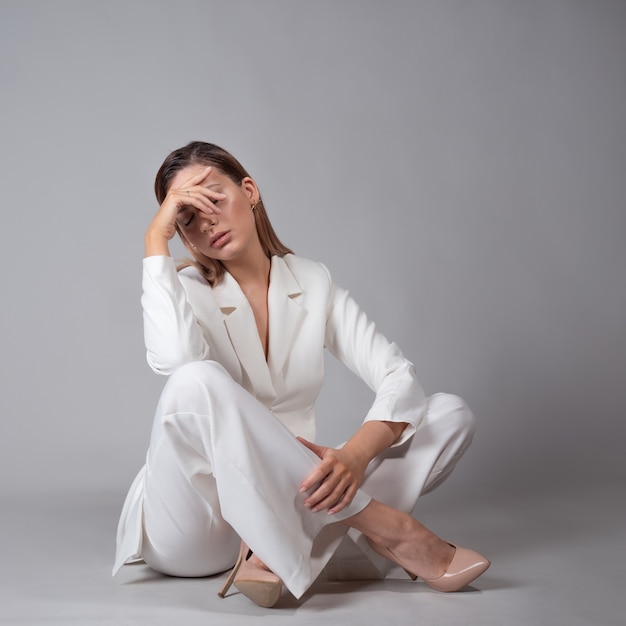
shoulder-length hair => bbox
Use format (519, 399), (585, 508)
(154, 141), (292, 285)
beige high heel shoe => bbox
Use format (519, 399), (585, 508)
(375, 542), (490, 592)
(407, 544), (490, 592)
(218, 541), (282, 608)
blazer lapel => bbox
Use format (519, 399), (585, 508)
(267, 256), (306, 377)
(212, 271), (275, 400)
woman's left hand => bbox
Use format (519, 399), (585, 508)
(297, 438), (368, 515)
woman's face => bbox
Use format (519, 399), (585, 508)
(172, 164), (261, 265)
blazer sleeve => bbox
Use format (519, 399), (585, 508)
(141, 255), (211, 375)
(321, 265), (427, 446)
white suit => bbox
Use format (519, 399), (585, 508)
(113, 254), (474, 598)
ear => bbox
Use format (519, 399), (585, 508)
(241, 176), (260, 204)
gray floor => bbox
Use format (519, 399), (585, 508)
(1, 481), (624, 626)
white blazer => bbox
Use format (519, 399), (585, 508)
(142, 253), (426, 442)
(113, 253), (426, 574)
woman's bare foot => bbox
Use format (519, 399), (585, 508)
(344, 500), (455, 580)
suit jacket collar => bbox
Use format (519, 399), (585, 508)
(211, 256), (305, 400)
(267, 255), (305, 377)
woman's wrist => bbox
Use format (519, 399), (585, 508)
(144, 229), (171, 257)
(339, 440), (371, 474)
(344, 421), (408, 466)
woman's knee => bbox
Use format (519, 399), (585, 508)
(160, 360), (235, 413)
(427, 393), (476, 440)
(167, 360), (230, 390)
(142, 528), (239, 578)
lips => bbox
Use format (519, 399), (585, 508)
(209, 230), (231, 248)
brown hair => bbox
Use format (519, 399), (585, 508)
(154, 141), (293, 285)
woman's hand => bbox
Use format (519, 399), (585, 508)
(144, 166), (225, 257)
(297, 438), (369, 515)
(297, 421), (408, 515)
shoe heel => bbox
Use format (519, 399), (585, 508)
(218, 542), (247, 598)
(218, 541), (282, 607)
(402, 568), (418, 581)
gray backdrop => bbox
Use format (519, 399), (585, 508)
(1, 0), (624, 501)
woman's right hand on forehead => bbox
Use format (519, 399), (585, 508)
(144, 167), (224, 257)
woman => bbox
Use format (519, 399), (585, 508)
(113, 141), (490, 607)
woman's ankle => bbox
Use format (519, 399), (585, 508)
(345, 500), (419, 540)
(342, 499), (455, 579)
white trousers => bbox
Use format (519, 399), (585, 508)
(140, 360), (475, 599)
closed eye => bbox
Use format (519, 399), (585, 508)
(178, 207), (196, 228)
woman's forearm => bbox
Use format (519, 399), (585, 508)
(341, 420), (408, 469)
(142, 256), (211, 374)
(144, 228), (172, 257)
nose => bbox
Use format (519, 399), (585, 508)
(199, 212), (217, 231)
